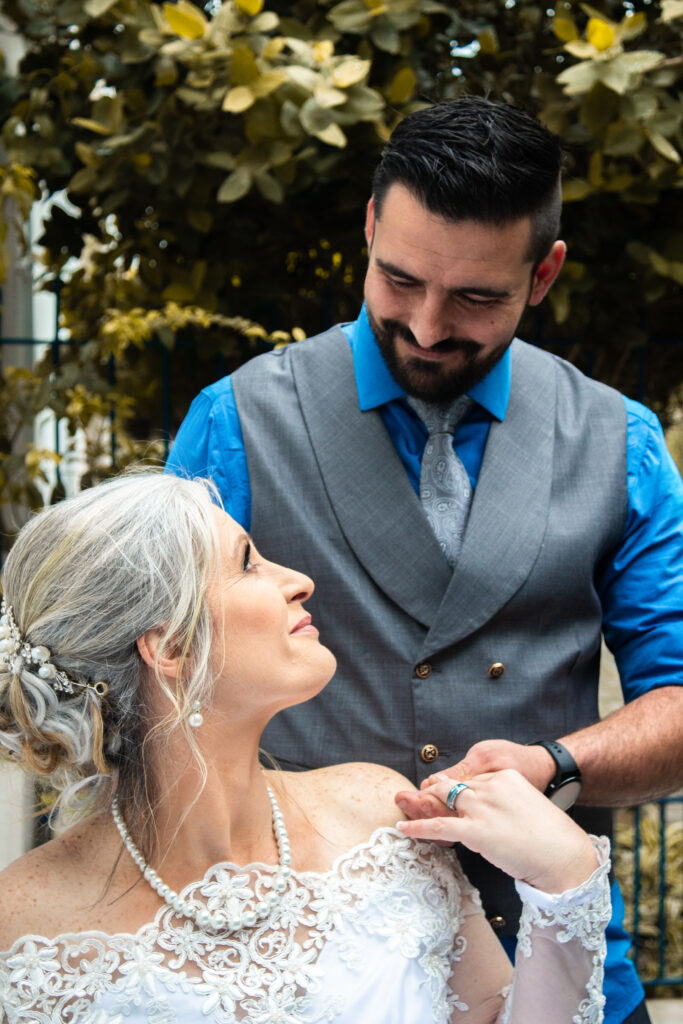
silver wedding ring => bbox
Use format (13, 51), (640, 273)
(445, 782), (469, 811)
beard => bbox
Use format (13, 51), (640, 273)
(367, 306), (513, 403)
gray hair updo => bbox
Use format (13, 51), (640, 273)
(0, 473), (221, 844)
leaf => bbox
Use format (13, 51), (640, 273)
(84, 0), (119, 15)
(254, 170), (284, 203)
(331, 59), (370, 88)
(163, 1), (206, 40)
(659, 1), (683, 23)
(604, 173), (634, 191)
(588, 149), (603, 187)
(75, 141), (99, 167)
(586, 18), (615, 51)
(556, 61), (601, 96)
(564, 39), (600, 59)
(622, 90), (658, 121)
(231, 45), (260, 85)
(387, 66), (416, 105)
(315, 122), (347, 147)
(553, 17), (578, 42)
(621, 11), (647, 40)
(67, 167), (97, 193)
(251, 70), (287, 99)
(71, 116), (115, 135)
(370, 21), (400, 54)
(284, 65), (319, 91)
(204, 151), (237, 170)
(614, 51), (663, 75)
(562, 178), (593, 201)
(250, 11), (278, 33)
(603, 121), (643, 156)
(217, 167), (252, 202)
(300, 98), (333, 135)
(235, 0), (263, 15)
(314, 85), (346, 108)
(646, 130), (681, 163)
(477, 29), (498, 55)
(222, 86), (255, 113)
(598, 60), (631, 95)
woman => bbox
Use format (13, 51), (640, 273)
(0, 474), (609, 1023)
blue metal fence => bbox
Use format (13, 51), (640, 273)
(630, 797), (683, 990)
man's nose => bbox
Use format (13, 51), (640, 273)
(409, 297), (452, 349)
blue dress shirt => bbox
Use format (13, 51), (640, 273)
(167, 307), (683, 1023)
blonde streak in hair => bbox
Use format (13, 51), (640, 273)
(15, 518), (89, 631)
(8, 672), (50, 747)
(88, 690), (110, 776)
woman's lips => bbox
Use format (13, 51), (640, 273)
(290, 614), (319, 636)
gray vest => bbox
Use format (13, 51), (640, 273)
(233, 328), (627, 934)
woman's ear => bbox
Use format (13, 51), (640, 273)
(137, 628), (181, 679)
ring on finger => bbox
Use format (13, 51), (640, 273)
(445, 782), (469, 811)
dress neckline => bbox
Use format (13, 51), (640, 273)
(0, 825), (422, 954)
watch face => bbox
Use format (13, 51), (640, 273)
(549, 778), (582, 811)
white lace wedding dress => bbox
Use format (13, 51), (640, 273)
(0, 828), (610, 1024)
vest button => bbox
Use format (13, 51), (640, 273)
(488, 915), (506, 930)
(415, 662), (432, 679)
(421, 744), (439, 763)
(488, 662), (505, 679)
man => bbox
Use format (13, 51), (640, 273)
(167, 98), (683, 1023)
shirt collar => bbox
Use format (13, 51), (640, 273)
(348, 304), (511, 421)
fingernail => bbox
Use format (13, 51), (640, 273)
(396, 821), (407, 831)
(396, 800), (408, 811)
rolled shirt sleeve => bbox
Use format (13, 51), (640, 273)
(165, 377), (252, 530)
(599, 397), (683, 700)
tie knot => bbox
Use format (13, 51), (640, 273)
(406, 394), (473, 436)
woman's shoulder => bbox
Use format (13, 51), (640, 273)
(278, 762), (415, 851)
(0, 813), (113, 951)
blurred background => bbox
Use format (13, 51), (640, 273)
(0, 2), (681, 1012)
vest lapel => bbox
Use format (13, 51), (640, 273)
(292, 329), (452, 627)
(424, 341), (557, 655)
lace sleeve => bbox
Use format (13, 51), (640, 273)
(447, 836), (611, 1024)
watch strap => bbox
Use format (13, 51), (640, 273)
(531, 739), (582, 794)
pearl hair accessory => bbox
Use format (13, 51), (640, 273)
(0, 599), (108, 698)
(111, 783), (292, 934)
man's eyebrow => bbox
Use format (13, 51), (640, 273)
(457, 286), (511, 299)
(376, 258), (422, 283)
(376, 257), (511, 299)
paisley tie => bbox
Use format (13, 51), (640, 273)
(406, 394), (474, 567)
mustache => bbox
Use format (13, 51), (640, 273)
(380, 319), (481, 357)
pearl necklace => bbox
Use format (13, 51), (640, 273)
(111, 784), (292, 934)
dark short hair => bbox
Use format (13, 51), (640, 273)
(372, 97), (563, 267)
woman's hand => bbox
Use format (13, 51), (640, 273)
(396, 769), (599, 893)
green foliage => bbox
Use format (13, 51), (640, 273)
(0, 0), (682, 515)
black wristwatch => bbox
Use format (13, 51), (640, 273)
(531, 740), (583, 810)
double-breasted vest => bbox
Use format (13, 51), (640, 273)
(233, 328), (627, 933)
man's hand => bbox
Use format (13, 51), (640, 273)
(397, 770), (600, 893)
(397, 685), (683, 818)
(395, 739), (556, 822)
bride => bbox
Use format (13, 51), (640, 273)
(0, 473), (609, 1023)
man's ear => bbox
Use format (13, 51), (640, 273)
(528, 240), (566, 306)
(364, 196), (376, 249)
(137, 628), (181, 679)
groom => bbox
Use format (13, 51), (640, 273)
(167, 97), (683, 1024)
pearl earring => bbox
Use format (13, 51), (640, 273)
(188, 700), (203, 729)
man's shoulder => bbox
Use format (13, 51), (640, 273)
(234, 325), (349, 380)
(512, 338), (627, 409)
